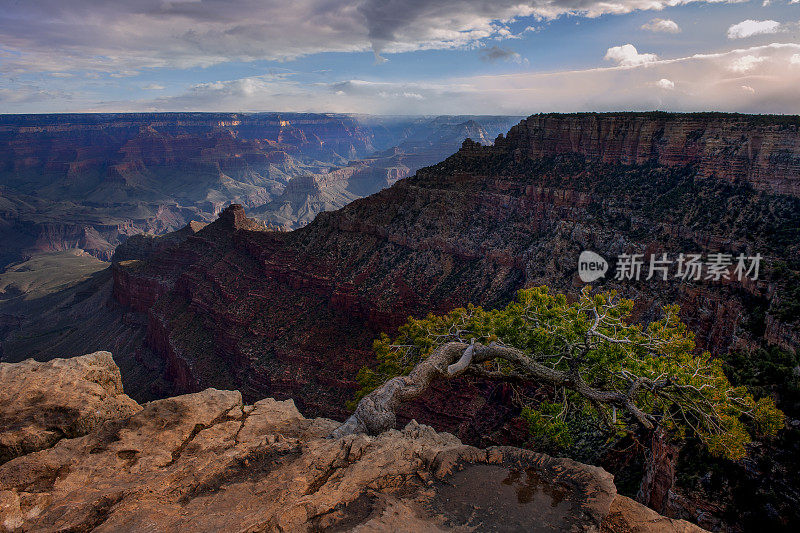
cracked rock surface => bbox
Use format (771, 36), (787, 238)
(0, 352), (142, 465)
(0, 355), (705, 532)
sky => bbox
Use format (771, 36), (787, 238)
(1, 0), (799, 115)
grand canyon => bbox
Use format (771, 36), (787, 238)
(1, 111), (798, 532)
(7, 1), (800, 530)
(0, 113), (519, 265)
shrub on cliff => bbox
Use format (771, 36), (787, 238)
(345, 286), (783, 460)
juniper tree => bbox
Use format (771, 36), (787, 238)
(333, 286), (783, 460)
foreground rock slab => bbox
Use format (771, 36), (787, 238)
(0, 355), (705, 532)
(0, 352), (141, 464)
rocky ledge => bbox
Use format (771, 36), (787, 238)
(0, 354), (704, 532)
(0, 352), (141, 464)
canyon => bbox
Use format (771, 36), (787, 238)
(103, 113), (799, 411)
(1, 112), (799, 531)
(0, 112), (519, 274)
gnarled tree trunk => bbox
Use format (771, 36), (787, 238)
(331, 339), (656, 439)
(331, 340), (653, 438)
(330, 342), (470, 438)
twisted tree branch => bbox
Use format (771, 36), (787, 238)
(331, 340), (657, 438)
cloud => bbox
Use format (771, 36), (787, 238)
(378, 91), (424, 99)
(0, 0), (777, 74)
(479, 45), (527, 64)
(0, 0), (368, 74)
(656, 78), (675, 89)
(604, 44), (658, 67)
(727, 20), (781, 39)
(792, 54), (800, 65)
(108, 75), (461, 114)
(74, 43), (800, 116)
(0, 84), (72, 105)
(109, 70), (139, 78)
(728, 54), (767, 72)
(142, 83), (165, 90)
(456, 42), (800, 114)
(641, 18), (681, 34)
(139, 76), (321, 112)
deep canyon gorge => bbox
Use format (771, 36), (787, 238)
(2, 112), (799, 532)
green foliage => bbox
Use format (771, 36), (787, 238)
(521, 402), (573, 449)
(355, 286), (785, 461)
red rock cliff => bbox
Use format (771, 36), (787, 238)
(503, 112), (800, 195)
(112, 114), (799, 442)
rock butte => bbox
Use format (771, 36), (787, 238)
(0, 353), (704, 533)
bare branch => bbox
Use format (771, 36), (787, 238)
(447, 338), (475, 375)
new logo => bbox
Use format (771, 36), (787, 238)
(578, 251), (608, 283)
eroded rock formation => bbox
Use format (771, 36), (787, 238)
(6, 113), (799, 530)
(0, 113), (520, 268)
(507, 112), (800, 195)
(0, 352), (141, 464)
(0, 353), (703, 532)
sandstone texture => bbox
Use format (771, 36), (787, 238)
(509, 112), (800, 195)
(99, 113), (800, 530)
(111, 221), (208, 262)
(601, 496), (704, 533)
(0, 352), (141, 464)
(0, 355), (703, 533)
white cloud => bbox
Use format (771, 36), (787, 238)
(791, 54), (800, 65)
(657, 78), (675, 89)
(453, 42), (800, 115)
(741, 85), (755, 93)
(0, 84), (72, 105)
(377, 91), (424, 99)
(727, 20), (781, 39)
(604, 44), (658, 67)
(109, 70), (139, 78)
(142, 83), (165, 90)
(641, 19), (681, 34)
(728, 55), (767, 73)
